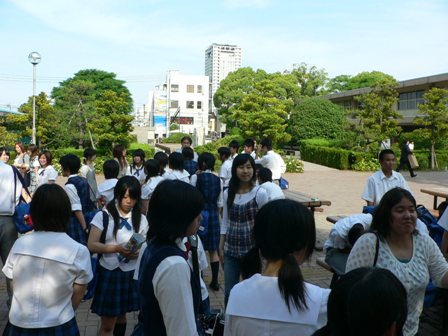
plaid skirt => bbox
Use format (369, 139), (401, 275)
(67, 216), (87, 246)
(3, 317), (79, 336)
(200, 209), (220, 251)
(91, 265), (140, 316)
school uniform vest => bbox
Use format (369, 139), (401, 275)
(184, 160), (198, 177)
(66, 176), (95, 214)
(139, 241), (201, 336)
(196, 173), (220, 211)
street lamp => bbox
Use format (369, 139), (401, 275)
(28, 51), (41, 145)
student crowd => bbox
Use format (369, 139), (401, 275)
(0, 139), (444, 336)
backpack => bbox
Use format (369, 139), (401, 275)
(416, 204), (444, 247)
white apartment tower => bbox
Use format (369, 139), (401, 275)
(205, 43), (242, 131)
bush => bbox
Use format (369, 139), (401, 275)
(284, 156), (304, 173)
(195, 134), (244, 156)
(128, 143), (155, 159)
(352, 157), (379, 171)
(299, 140), (352, 169)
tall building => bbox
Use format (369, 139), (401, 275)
(205, 43), (242, 132)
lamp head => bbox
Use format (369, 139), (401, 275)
(28, 52), (41, 65)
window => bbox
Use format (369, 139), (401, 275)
(186, 101), (194, 109)
(398, 91), (424, 110)
(187, 85), (195, 93)
(197, 101), (202, 109)
(197, 85), (203, 93)
(171, 84), (179, 92)
(171, 117), (194, 125)
(170, 100), (179, 109)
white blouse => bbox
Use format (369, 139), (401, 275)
(225, 274), (329, 336)
(346, 232), (448, 336)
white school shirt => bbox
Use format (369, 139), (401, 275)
(36, 165), (58, 186)
(0, 162), (22, 215)
(97, 178), (118, 204)
(165, 169), (190, 183)
(190, 170), (223, 208)
(126, 164), (147, 185)
(255, 150), (286, 180)
(225, 274), (329, 336)
(3, 232), (92, 328)
(64, 174), (83, 212)
(259, 181), (285, 202)
(219, 159), (232, 188)
(91, 208), (149, 272)
(80, 163), (99, 201)
(141, 175), (165, 200)
(241, 150), (257, 160)
(221, 186), (269, 235)
(346, 232), (448, 336)
(361, 170), (411, 204)
(134, 237), (209, 300)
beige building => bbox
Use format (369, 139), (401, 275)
(326, 73), (448, 130)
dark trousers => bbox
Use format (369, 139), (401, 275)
(397, 160), (415, 177)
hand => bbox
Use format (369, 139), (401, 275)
(219, 247), (225, 269)
(115, 245), (139, 260)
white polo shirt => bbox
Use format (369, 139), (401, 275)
(97, 178), (118, 204)
(256, 151), (286, 180)
(3, 231), (92, 328)
(36, 165), (58, 186)
(361, 170), (411, 205)
(0, 162), (22, 216)
(219, 159), (233, 188)
(259, 181), (285, 202)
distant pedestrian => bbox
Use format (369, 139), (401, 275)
(242, 138), (257, 159)
(113, 144), (129, 178)
(183, 146), (199, 177)
(27, 144), (39, 194)
(127, 149), (146, 185)
(255, 138), (286, 182)
(36, 150), (58, 186)
(396, 140), (417, 178)
(218, 146), (232, 190)
(80, 148), (99, 206)
(165, 152), (190, 183)
(97, 159), (120, 207)
(177, 136), (198, 161)
(154, 151), (170, 178)
(228, 140), (240, 160)
(12, 142), (30, 180)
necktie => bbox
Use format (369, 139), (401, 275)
(135, 167), (142, 177)
(184, 241), (191, 259)
(39, 170), (45, 176)
(119, 218), (132, 230)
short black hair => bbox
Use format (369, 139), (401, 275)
(260, 138), (273, 150)
(39, 150), (53, 165)
(31, 184), (71, 232)
(228, 140), (240, 150)
(168, 152), (184, 171)
(378, 149), (395, 161)
(258, 167), (272, 183)
(181, 136), (193, 145)
(83, 148), (96, 159)
(154, 151), (168, 175)
(198, 152), (215, 171)
(218, 146), (230, 159)
(59, 154), (81, 174)
(347, 224), (365, 247)
(0, 146), (10, 157)
(370, 187), (416, 238)
(147, 180), (204, 243)
(103, 159), (120, 179)
(243, 138), (255, 149)
(144, 159), (160, 179)
(132, 148), (145, 161)
(182, 146), (194, 160)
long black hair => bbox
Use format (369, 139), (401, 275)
(241, 199), (316, 312)
(106, 176), (142, 238)
(227, 154), (256, 209)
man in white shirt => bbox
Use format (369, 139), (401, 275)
(241, 138), (257, 159)
(229, 140), (240, 160)
(176, 136), (198, 161)
(255, 138), (286, 181)
(0, 148), (22, 307)
(218, 147), (232, 190)
(257, 167), (285, 202)
(362, 149), (412, 206)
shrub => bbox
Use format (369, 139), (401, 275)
(284, 156), (304, 173)
(299, 140), (351, 169)
(162, 132), (191, 144)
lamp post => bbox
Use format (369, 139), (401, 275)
(28, 51), (41, 145)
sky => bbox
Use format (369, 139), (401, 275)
(0, 0), (447, 110)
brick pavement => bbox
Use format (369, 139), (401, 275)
(0, 162), (447, 335)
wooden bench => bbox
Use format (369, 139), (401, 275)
(326, 215), (346, 224)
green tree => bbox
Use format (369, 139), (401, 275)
(51, 69), (133, 149)
(287, 97), (346, 143)
(351, 79), (401, 149)
(5, 92), (58, 147)
(285, 62), (328, 96)
(232, 80), (292, 145)
(214, 67), (269, 127)
(327, 71), (396, 93)
(414, 88), (448, 169)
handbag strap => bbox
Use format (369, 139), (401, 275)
(373, 232), (380, 266)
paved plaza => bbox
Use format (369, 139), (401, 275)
(0, 161), (447, 335)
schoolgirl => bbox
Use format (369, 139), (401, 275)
(219, 153), (268, 305)
(97, 160), (120, 207)
(165, 152), (190, 183)
(141, 159), (164, 215)
(154, 151), (170, 178)
(113, 144), (128, 178)
(88, 176), (148, 336)
(26, 144), (39, 194)
(80, 148), (99, 206)
(126, 149), (146, 185)
(36, 150), (58, 186)
(12, 142), (30, 180)
(190, 152), (223, 291)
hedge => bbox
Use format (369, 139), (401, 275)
(298, 141), (352, 169)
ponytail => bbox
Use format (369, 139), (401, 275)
(240, 246), (262, 280)
(278, 254), (307, 312)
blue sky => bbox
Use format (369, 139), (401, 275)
(1, 0), (447, 109)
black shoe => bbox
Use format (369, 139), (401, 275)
(411, 174), (417, 178)
(209, 282), (220, 291)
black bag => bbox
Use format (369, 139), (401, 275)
(197, 313), (225, 336)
